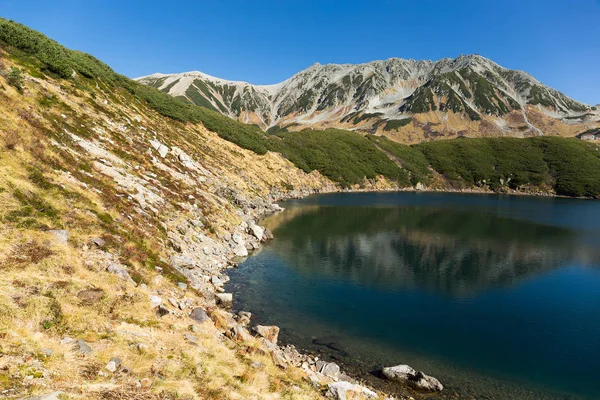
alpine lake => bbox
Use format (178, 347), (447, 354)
(225, 192), (600, 400)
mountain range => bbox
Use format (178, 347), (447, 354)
(137, 55), (599, 143)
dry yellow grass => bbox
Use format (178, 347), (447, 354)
(0, 54), (339, 400)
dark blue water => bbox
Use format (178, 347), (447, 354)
(226, 192), (600, 399)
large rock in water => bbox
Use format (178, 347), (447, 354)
(247, 221), (265, 241)
(382, 364), (443, 392)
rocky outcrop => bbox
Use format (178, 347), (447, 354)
(382, 364), (443, 392)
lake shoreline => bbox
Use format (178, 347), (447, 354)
(221, 187), (599, 400)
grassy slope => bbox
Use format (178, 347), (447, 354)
(0, 20), (338, 399)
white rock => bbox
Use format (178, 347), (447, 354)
(382, 364), (443, 392)
(247, 221), (265, 241)
(233, 243), (248, 257)
(216, 293), (233, 308)
(326, 381), (378, 399)
(149, 295), (162, 308)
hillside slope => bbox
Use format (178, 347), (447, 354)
(137, 57), (600, 143)
(0, 19), (351, 400)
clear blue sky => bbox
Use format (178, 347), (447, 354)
(1, 0), (599, 104)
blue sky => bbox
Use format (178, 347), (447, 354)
(1, 0), (599, 104)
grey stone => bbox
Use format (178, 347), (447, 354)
(177, 282), (188, 290)
(211, 275), (224, 287)
(185, 333), (198, 345)
(232, 233), (243, 244)
(107, 263), (131, 280)
(228, 325), (253, 342)
(321, 362), (340, 379)
(170, 254), (195, 268)
(49, 229), (69, 244)
(105, 357), (122, 372)
(75, 339), (92, 355)
(263, 228), (274, 241)
(60, 337), (74, 345)
(91, 237), (106, 248)
(250, 360), (265, 369)
(189, 307), (208, 324)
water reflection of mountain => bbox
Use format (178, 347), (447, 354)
(264, 206), (600, 296)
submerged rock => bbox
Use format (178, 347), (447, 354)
(381, 364), (443, 392)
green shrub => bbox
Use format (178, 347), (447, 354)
(6, 66), (24, 92)
(272, 129), (409, 187)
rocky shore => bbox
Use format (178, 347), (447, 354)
(147, 182), (449, 400)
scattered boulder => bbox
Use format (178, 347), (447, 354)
(149, 139), (169, 158)
(189, 307), (208, 324)
(228, 325), (253, 343)
(272, 351), (287, 369)
(253, 325), (279, 344)
(326, 381), (378, 400)
(90, 237), (106, 248)
(149, 295), (162, 308)
(263, 228), (274, 241)
(60, 337), (74, 345)
(107, 263), (131, 281)
(233, 243), (248, 257)
(317, 361), (340, 379)
(237, 311), (251, 326)
(105, 357), (122, 372)
(49, 229), (69, 244)
(75, 339), (92, 355)
(170, 254), (195, 269)
(177, 282), (188, 290)
(216, 293), (233, 308)
(185, 333), (198, 345)
(247, 221), (265, 241)
(232, 233), (244, 244)
(211, 275), (224, 287)
(381, 364), (443, 392)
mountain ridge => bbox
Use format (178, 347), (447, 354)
(136, 55), (598, 142)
